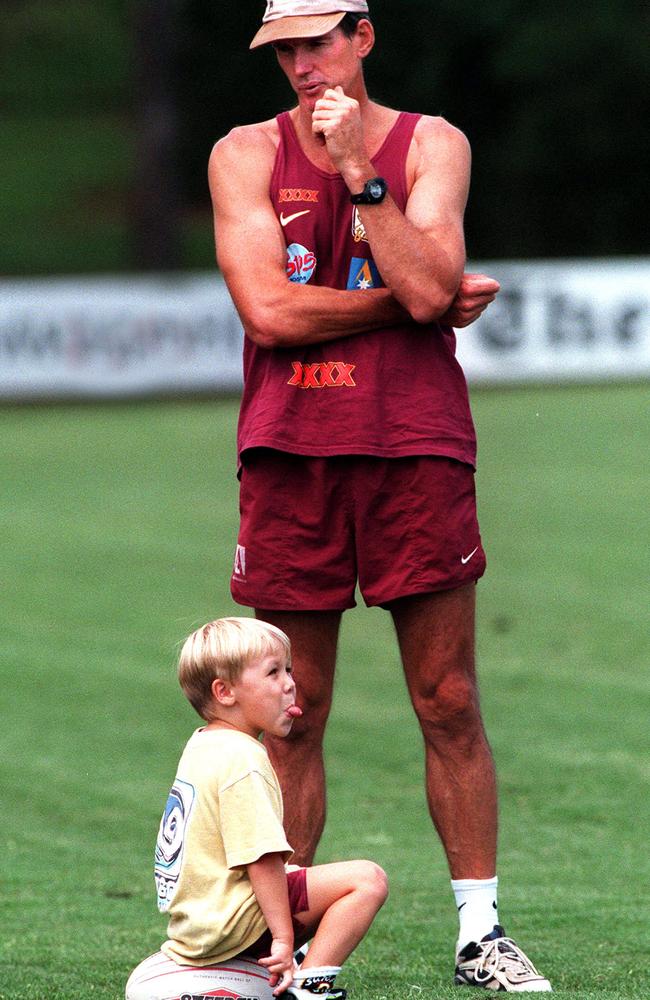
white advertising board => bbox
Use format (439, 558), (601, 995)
(0, 259), (648, 400)
(456, 258), (650, 383)
(0, 274), (243, 399)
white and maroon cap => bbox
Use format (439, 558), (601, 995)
(250, 0), (370, 50)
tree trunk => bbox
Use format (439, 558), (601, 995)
(131, 0), (182, 270)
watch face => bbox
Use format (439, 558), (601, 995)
(351, 178), (386, 206)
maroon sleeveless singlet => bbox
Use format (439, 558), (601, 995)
(236, 110), (477, 468)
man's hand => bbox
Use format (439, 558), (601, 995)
(439, 273), (500, 328)
(258, 939), (295, 996)
(312, 87), (369, 179)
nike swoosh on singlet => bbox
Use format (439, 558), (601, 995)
(280, 210), (311, 227)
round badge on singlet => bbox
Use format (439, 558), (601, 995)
(286, 243), (317, 284)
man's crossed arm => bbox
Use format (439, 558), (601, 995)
(209, 120), (498, 349)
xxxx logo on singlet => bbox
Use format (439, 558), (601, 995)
(288, 361), (356, 389)
(279, 188), (319, 203)
(352, 205), (368, 243)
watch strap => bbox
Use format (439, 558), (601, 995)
(350, 177), (388, 205)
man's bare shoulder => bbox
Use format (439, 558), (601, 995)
(209, 119), (280, 176)
(413, 115), (471, 158)
(404, 114), (470, 191)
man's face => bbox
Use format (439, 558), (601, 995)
(273, 28), (362, 107)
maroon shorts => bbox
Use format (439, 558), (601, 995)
(231, 450), (486, 611)
(242, 867), (310, 958)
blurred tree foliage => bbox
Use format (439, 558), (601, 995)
(1, 0), (647, 271)
(1, 0), (130, 111)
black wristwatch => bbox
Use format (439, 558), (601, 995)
(350, 177), (388, 205)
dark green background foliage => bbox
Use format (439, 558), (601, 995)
(1, 0), (648, 273)
(177, 0), (648, 258)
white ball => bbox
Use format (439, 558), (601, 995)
(125, 952), (274, 1000)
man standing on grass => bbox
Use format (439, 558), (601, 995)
(209, 1), (551, 991)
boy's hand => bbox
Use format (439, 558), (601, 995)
(258, 939), (295, 996)
(247, 854), (295, 994)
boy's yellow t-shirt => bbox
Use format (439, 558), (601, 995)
(155, 727), (293, 965)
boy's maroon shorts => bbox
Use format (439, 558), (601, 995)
(231, 450), (486, 611)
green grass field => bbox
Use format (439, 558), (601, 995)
(1, 384), (648, 999)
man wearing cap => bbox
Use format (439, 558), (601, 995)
(209, 3), (551, 993)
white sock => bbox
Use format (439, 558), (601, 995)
(291, 967), (341, 994)
(451, 876), (499, 953)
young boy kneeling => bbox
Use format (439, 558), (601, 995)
(126, 617), (388, 1000)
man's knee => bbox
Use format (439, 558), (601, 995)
(413, 672), (483, 745)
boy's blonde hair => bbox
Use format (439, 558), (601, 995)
(178, 617), (291, 720)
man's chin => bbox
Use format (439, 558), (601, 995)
(299, 83), (327, 103)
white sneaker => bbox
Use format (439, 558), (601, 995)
(455, 925), (552, 992)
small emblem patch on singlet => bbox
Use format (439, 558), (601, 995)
(352, 205), (368, 243)
(287, 243), (317, 283)
(347, 257), (382, 290)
